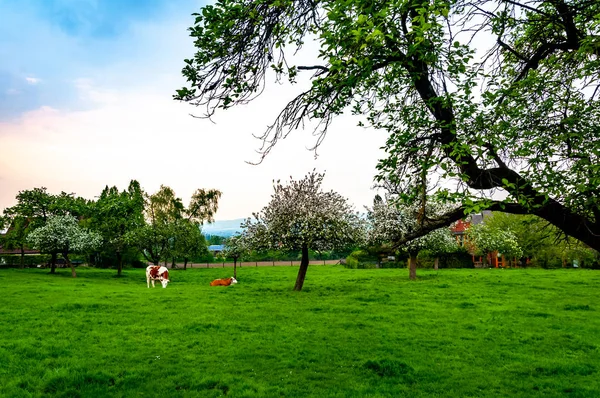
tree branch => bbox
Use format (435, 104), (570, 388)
(298, 65), (329, 72)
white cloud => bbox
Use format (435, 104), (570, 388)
(25, 77), (41, 85)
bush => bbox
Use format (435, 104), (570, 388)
(344, 250), (379, 269)
(0, 255), (51, 268)
(345, 256), (359, 269)
(409, 248), (474, 269)
(441, 250), (474, 269)
(379, 260), (405, 269)
(130, 259), (147, 269)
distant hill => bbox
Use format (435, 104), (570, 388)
(202, 218), (245, 237)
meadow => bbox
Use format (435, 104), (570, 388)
(1, 266), (598, 397)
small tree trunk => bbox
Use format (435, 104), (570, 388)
(434, 257), (439, 271)
(294, 244), (309, 291)
(19, 245), (25, 269)
(64, 253), (76, 278)
(50, 252), (57, 274)
(184, 258), (188, 270)
(171, 257), (176, 269)
(409, 254), (417, 281)
(233, 256), (238, 279)
(116, 251), (123, 277)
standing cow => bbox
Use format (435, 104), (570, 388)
(146, 265), (170, 288)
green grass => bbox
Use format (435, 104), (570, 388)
(1, 266), (599, 397)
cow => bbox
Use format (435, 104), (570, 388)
(146, 265), (170, 288)
(210, 277), (238, 287)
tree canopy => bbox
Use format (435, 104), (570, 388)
(176, 0), (600, 251)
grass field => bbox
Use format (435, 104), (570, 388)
(1, 266), (599, 397)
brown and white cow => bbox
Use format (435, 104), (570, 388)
(146, 265), (170, 288)
(210, 277), (238, 286)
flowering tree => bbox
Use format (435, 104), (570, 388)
(27, 215), (101, 278)
(242, 171), (365, 291)
(368, 200), (458, 279)
(425, 228), (459, 271)
(223, 234), (249, 279)
(467, 224), (523, 266)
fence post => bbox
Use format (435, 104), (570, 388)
(222, 262), (224, 268)
(291, 260), (293, 266)
(256, 261), (258, 267)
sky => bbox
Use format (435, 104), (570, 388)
(0, 0), (387, 221)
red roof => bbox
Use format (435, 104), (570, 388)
(451, 220), (471, 233)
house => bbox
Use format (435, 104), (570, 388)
(450, 211), (503, 268)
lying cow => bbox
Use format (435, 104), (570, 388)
(210, 277), (238, 286)
(146, 265), (170, 288)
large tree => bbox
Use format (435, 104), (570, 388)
(27, 215), (101, 278)
(90, 180), (145, 276)
(175, 0), (600, 251)
(127, 185), (221, 266)
(127, 186), (182, 266)
(173, 218), (209, 270)
(241, 171), (364, 291)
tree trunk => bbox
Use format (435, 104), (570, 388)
(116, 251), (123, 277)
(434, 257), (439, 271)
(64, 253), (76, 278)
(409, 254), (417, 281)
(50, 252), (57, 274)
(184, 258), (188, 270)
(233, 256), (237, 279)
(19, 245), (25, 269)
(294, 244), (309, 291)
(171, 258), (176, 269)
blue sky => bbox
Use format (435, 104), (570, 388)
(0, 0), (201, 120)
(0, 0), (386, 221)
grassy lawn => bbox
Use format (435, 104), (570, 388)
(1, 266), (598, 397)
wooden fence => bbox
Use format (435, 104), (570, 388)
(158, 259), (343, 269)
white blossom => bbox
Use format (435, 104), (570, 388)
(367, 200), (458, 254)
(467, 223), (523, 259)
(241, 171), (366, 252)
(27, 215), (102, 254)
